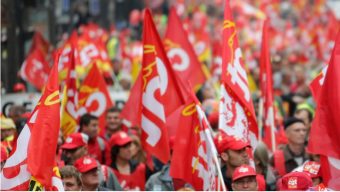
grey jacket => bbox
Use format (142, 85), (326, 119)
(145, 164), (174, 191)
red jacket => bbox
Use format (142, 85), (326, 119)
(87, 136), (108, 164)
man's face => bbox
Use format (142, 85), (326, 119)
(81, 168), (99, 189)
(224, 148), (250, 167)
(232, 176), (258, 191)
(106, 112), (121, 132)
(82, 119), (99, 139)
(62, 176), (82, 191)
(63, 147), (86, 165)
(118, 142), (132, 161)
(285, 122), (307, 145)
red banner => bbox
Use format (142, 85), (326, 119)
(164, 7), (206, 91)
(1, 58), (63, 190)
(120, 9), (187, 163)
(78, 63), (113, 136)
(20, 49), (50, 90)
(219, 0), (258, 146)
(308, 30), (340, 190)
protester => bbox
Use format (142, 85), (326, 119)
(74, 156), (111, 191)
(301, 161), (323, 187)
(60, 165), (82, 191)
(216, 133), (251, 190)
(278, 172), (313, 191)
(61, 132), (89, 165)
(0, 116), (16, 142)
(79, 113), (109, 164)
(104, 107), (123, 141)
(271, 117), (310, 176)
(231, 164), (258, 191)
(294, 102), (314, 143)
(254, 141), (277, 190)
(108, 131), (149, 190)
(61, 132), (122, 190)
(130, 134), (146, 164)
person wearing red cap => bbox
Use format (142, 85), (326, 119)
(301, 161), (323, 187)
(278, 171), (313, 191)
(79, 113), (109, 164)
(271, 117), (310, 177)
(74, 156), (110, 191)
(104, 107), (123, 141)
(216, 133), (251, 190)
(61, 132), (122, 190)
(231, 165), (258, 191)
(108, 131), (149, 190)
(61, 133), (89, 165)
(60, 165), (82, 191)
(13, 82), (26, 93)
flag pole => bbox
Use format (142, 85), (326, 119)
(204, 130), (227, 191)
(258, 97), (264, 142)
(269, 106), (276, 152)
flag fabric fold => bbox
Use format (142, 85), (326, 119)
(219, 0), (258, 147)
(308, 30), (340, 190)
(1, 55), (64, 190)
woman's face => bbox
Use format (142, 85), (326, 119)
(130, 140), (140, 157)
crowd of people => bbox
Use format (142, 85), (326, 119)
(1, 0), (339, 191)
(0, 105), (330, 190)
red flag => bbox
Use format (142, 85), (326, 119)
(170, 94), (222, 190)
(78, 63), (113, 136)
(29, 31), (50, 54)
(20, 49), (51, 90)
(211, 40), (223, 79)
(308, 30), (340, 190)
(219, 0), (258, 145)
(120, 9), (186, 163)
(1, 57), (63, 190)
(61, 46), (79, 138)
(259, 20), (276, 151)
(164, 7), (206, 91)
(57, 31), (78, 80)
(76, 35), (112, 75)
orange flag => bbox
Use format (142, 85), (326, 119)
(164, 7), (206, 91)
(120, 9), (187, 163)
(78, 63), (113, 136)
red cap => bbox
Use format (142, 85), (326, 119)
(279, 172), (313, 191)
(232, 165), (257, 181)
(74, 156), (98, 173)
(109, 131), (132, 147)
(215, 133), (250, 154)
(13, 83), (26, 92)
(302, 161), (321, 178)
(61, 133), (88, 150)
